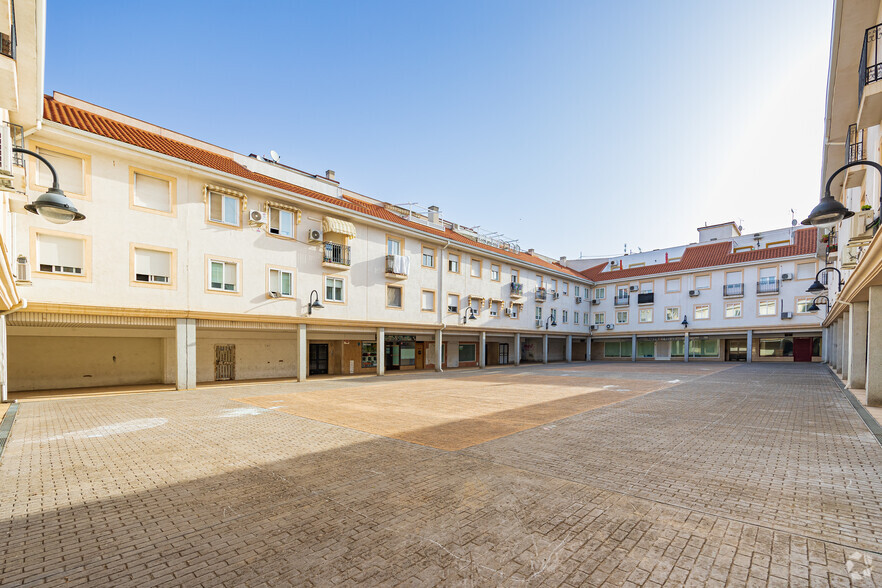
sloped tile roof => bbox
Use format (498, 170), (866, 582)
(580, 227), (818, 282)
(42, 95), (587, 280)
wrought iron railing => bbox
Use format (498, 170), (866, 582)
(847, 124), (865, 164)
(323, 242), (350, 266)
(860, 24), (882, 102)
(3, 122), (24, 166)
(614, 294), (629, 305)
(722, 283), (744, 297)
(0, 1), (15, 60)
(510, 282), (523, 296)
(535, 287), (547, 302)
(756, 280), (779, 294)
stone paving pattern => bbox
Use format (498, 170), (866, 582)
(0, 362), (880, 586)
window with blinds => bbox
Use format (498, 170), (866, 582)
(133, 172), (172, 212)
(134, 248), (171, 284)
(208, 191), (240, 226)
(37, 147), (85, 195)
(269, 268), (293, 297)
(268, 207), (295, 237)
(210, 260), (238, 292)
(37, 233), (85, 275)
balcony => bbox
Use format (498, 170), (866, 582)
(535, 287), (547, 302)
(510, 282), (524, 297)
(322, 242), (350, 269)
(385, 254), (409, 279)
(637, 292), (654, 304)
(614, 294), (629, 306)
(756, 280), (779, 295)
(722, 283), (744, 297)
(843, 124), (867, 188)
(859, 24), (882, 126)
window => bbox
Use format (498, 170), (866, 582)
(637, 341), (655, 358)
(640, 281), (653, 294)
(449, 253), (460, 273)
(134, 247), (172, 285)
(758, 267), (777, 286)
(550, 308), (557, 322)
(132, 170), (173, 214)
(471, 258), (482, 278)
(594, 312), (605, 325)
(536, 274), (544, 287)
(490, 264), (500, 281)
(510, 304), (518, 319)
(562, 310), (568, 323)
(325, 276), (345, 302)
(386, 284), (403, 308)
(639, 308), (653, 323)
(36, 233), (86, 276)
(563, 282), (569, 295)
(725, 302), (742, 318)
(447, 294), (459, 313)
(758, 299), (776, 316)
(458, 344), (476, 362)
(470, 298), (480, 314)
(616, 285), (629, 298)
(268, 206), (295, 238)
(733, 246), (753, 253)
(796, 262), (815, 280)
(575, 285), (581, 297)
(594, 287), (605, 299)
(616, 310), (628, 324)
(422, 246), (436, 269)
(759, 338), (793, 357)
(796, 297), (813, 313)
(573, 312), (579, 324)
(209, 260), (238, 292)
(689, 339), (720, 358)
(208, 191), (240, 226)
(665, 307), (680, 322)
(490, 301), (499, 317)
(535, 307), (542, 321)
(551, 279), (558, 292)
(36, 146), (86, 195)
(422, 290), (435, 311)
(725, 271), (742, 286)
(604, 340), (632, 358)
(665, 278), (680, 293)
(387, 236), (402, 256)
(268, 268), (293, 297)
(695, 274), (710, 290)
(511, 269), (519, 284)
(694, 304), (710, 320)
(765, 240), (790, 249)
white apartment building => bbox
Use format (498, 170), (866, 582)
(570, 222), (824, 362)
(811, 0), (882, 405)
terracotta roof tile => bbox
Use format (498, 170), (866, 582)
(580, 227), (818, 282)
(43, 95), (586, 280)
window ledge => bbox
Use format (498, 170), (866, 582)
(322, 261), (351, 271)
(385, 272), (407, 280)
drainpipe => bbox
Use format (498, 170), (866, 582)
(434, 240), (450, 372)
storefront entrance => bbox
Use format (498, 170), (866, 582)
(726, 339), (748, 362)
(793, 337), (813, 362)
(309, 343), (329, 375)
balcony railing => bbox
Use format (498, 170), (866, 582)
(510, 282), (524, 297)
(637, 292), (654, 304)
(614, 294), (629, 305)
(323, 242), (350, 266)
(756, 280), (779, 294)
(860, 23), (882, 102)
(535, 287), (547, 302)
(847, 124), (865, 164)
(722, 283), (744, 297)
(825, 233), (838, 254)
(385, 254), (410, 276)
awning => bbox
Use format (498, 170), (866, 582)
(323, 216), (357, 238)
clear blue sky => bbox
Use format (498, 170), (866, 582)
(45, 0), (833, 258)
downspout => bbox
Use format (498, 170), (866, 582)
(437, 240), (450, 327)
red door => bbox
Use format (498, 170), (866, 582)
(793, 337), (812, 362)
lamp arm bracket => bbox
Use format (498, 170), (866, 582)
(12, 147), (61, 190)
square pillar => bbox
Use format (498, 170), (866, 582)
(684, 332), (690, 363)
(175, 318), (197, 390)
(377, 327), (385, 376)
(0, 316), (7, 403)
(746, 330), (753, 363)
(542, 334), (548, 364)
(848, 302), (869, 390)
(479, 331), (487, 368)
(296, 323), (307, 382)
(867, 287), (882, 406)
(840, 312), (851, 380)
(586, 338), (591, 362)
(821, 326), (828, 363)
(514, 333), (521, 366)
(631, 334), (637, 362)
(565, 335), (573, 363)
(435, 329), (443, 372)
(831, 320), (840, 370)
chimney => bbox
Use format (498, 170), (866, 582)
(559, 256), (567, 267)
(527, 248), (535, 256)
(428, 205), (440, 225)
(325, 170), (335, 181)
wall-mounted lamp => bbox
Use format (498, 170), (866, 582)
(13, 147), (85, 224)
(806, 267), (843, 294)
(307, 290), (324, 315)
(462, 307), (477, 324)
(807, 295), (830, 314)
(681, 316), (689, 329)
(545, 315), (557, 330)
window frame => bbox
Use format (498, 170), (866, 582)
(796, 262), (817, 281)
(562, 309), (568, 323)
(206, 255), (242, 295)
(324, 275), (346, 304)
(470, 257), (482, 278)
(616, 310), (629, 324)
(385, 283), (404, 310)
(490, 264), (500, 282)
(129, 167), (176, 217)
(695, 273), (711, 290)
(28, 141), (92, 201)
(795, 296), (813, 314)
(421, 289), (436, 312)
(664, 306), (680, 322)
(489, 300), (500, 317)
(594, 312), (605, 325)
(206, 190), (244, 229)
(266, 265), (296, 298)
(724, 301), (742, 319)
(447, 293), (460, 314)
(639, 281), (654, 294)
(594, 286), (606, 300)
(693, 304), (710, 320)
(421, 245), (436, 269)
(665, 278), (681, 293)
(267, 205), (297, 239)
(639, 308), (653, 323)
(448, 253), (460, 274)
(31, 227), (92, 283)
(386, 235), (404, 256)
(757, 299), (777, 317)
(131, 243), (176, 289)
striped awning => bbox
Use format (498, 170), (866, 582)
(0, 232), (25, 314)
(322, 216), (357, 238)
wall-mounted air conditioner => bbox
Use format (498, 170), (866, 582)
(688, 290), (699, 297)
(15, 255), (29, 282)
(781, 311), (793, 319)
(589, 324), (598, 331)
(591, 299), (600, 305)
(575, 296), (582, 304)
(606, 324), (614, 330)
(781, 273), (793, 281)
(552, 292), (560, 300)
(308, 228), (323, 243)
(629, 285), (638, 292)
(249, 210), (267, 224)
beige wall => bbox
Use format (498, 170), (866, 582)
(195, 333), (298, 383)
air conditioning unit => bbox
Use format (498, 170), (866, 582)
(0, 124), (13, 190)
(629, 285), (638, 292)
(781, 273), (793, 281)
(575, 296), (582, 304)
(606, 324), (615, 330)
(504, 307), (512, 316)
(15, 255), (29, 282)
(249, 209), (267, 224)
(268, 291), (281, 298)
(589, 324), (598, 331)
(688, 290), (700, 297)
(307, 228), (323, 243)
(591, 299), (600, 305)
(781, 311), (793, 319)
(552, 292), (560, 300)
(535, 319), (542, 329)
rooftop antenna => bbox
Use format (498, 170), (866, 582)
(737, 218), (744, 232)
(269, 150), (280, 163)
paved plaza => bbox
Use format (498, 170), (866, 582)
(1, 362), (881, 586)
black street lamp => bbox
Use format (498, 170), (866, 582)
(802, 159), (881, 228)
(807, 295), (830, 313)
(806, 267), (843, 294)
(545, 315), (557, 330)
(13, 147), (85, 224)
(307, 289), (324, 315)
(462, 307), (477, 324)
(681, 317), (689, 329)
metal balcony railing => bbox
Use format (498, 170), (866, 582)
(510, 282), (524, 297)
(535, 287), (547, 302)
(756, 280), (779, 294)
(722, 283), (744, 297)
(860, 23), (882, 102)
(0, 2), (15, 60)
(637, 292), (654, 304)
(847, 124), (865, 164)
(614, 294), (630, 305)
(826, 233), (838, 254)
(323, 242), (350, 266)
(385, 254), (409, 276)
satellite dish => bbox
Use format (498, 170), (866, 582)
(269, 150), (280, 163)
(791, 219), (797, 227)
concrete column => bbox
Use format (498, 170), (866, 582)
(435, 329), (443, 372)
(377, 327), (385, 376)
(746, 330), (753, 363)
(479, 331), (486, 368)
(0, 316), (7, 402)
(683, 332), (689, 363)
(514, 333), (521, 366)
(831, 320), (840, 370)
(868, 287), (882, 406)
(631, 334), (637, 362)
(848, 302), (869, 390)
(565, 335), (573, 363)
(821, 326), (829, 364)
(542, 334), (548, 364)
(296, 323), (307, 382)
(840, 312), (851, 380)
(175, 318), (197, 390)
(586, 338), (591, 362)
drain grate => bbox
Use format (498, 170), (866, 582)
(0, 403), (18, 460)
